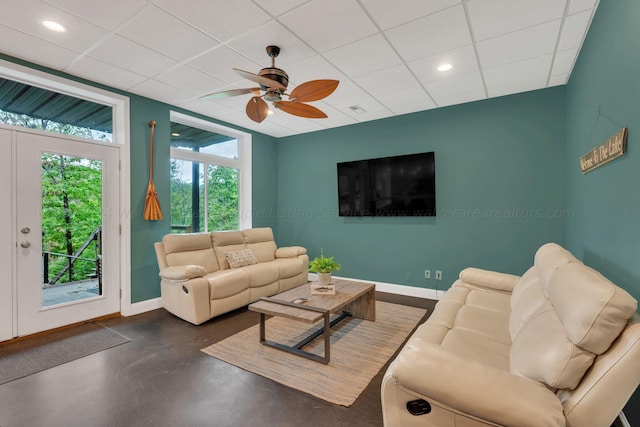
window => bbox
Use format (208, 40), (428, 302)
(169, 112), (251, 233)
(0, 77), (113, 142)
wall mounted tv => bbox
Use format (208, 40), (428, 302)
(337, 151), (436, 217)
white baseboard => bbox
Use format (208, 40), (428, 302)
(121, 297), (163, 317)
(309, 273), (441, 300)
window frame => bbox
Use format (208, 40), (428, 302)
(169, 111), (252, 231)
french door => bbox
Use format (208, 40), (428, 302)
(0, 128), (120, 340)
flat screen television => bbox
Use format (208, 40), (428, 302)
(337, 151), (436, 217)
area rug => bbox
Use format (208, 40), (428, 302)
(201, 301), (425, 407)
(0, 322), (130, 385)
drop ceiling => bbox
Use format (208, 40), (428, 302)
(0, 0), (599, 138)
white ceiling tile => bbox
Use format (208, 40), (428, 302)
(375, 86), (436, 114)
(178, 98), (235, 117)
(484, 55), (553, 95)
(252, 0), (310, 18)
(118, 6), (218, 62)
(283, 56), (347, 84)
(323, 80), (382, 109)
(385, 5), (471, 62)
(548, 74), (568, 86)
(569, 0), (599, 15)
(353, 65), (419, 95)
(558, 10), (593, 51)
(64, 56), (148, 90)
(477, 20), (561, 68)
(324, 34), (402, 78)
(360, 0), (462, 30)
(467, 0), (566, 41)
(0, 0), (109, 52)
(425, 71), (486, 107)
(88, 34), (178, 78)
(43, 0), (148, 30)
(488, 77), (548, 98)
(155, 0), (271, 42)
(309, 103), (358, 128)
(227, 21), (315, 68)
(408, 44), (479, 84)
(267, 113), (325, 133)
(0, 24), (79, 70)
(187, 46), (262, 85)
(130, 79), (195, 104)
(552, 48), (578, 76)
(155, 65), (229, 96)
(279, 0), (378, 52)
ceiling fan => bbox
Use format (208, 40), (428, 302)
(202, 45), (339, 123)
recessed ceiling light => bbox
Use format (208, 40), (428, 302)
(267, 109), (274, 115)
(437, 63), (453, 72)
(171, 132), (180, 137)
(42, 20), (67, 33)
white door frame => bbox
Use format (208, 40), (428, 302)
(0, 59), (139, 336)
(15, 130), (121, 336)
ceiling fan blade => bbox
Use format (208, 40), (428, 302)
(201, 88), (260, 100)
(274, 101), (328, 119)
(288, 80), (339, 102)
(234, 68), (286, 91)
(246, 96), (269, 123)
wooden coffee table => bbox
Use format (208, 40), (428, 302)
(248, 279), (376, 364)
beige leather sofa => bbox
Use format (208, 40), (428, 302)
(154, 227), (308, 325)
(382, 243), (640, 427)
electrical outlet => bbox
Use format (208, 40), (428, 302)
(435, 270), (442, 280)
(424, 269), (431, 279)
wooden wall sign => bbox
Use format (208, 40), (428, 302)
(579, 128), (628, 174)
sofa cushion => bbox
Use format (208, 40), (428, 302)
(548, 263), (637, 354)
(510, 303), (596, 390)
(225, 249), (258, 269)
(534, 243), (580, 296)
(510, 267), (548, 340)
(163, 233), (219, 273)
(273, 257), (305, 278)
(243, 227), (277, 262)
(212, 230), (246, 269)
(206, 269), (250, 300)
(241, 262), (280, 288)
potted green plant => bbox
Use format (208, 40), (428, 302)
(308, 249), (341, 286)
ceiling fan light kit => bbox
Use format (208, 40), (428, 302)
(202, 45), (339, 123)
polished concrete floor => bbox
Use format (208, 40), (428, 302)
(1, 292), (638, 427)
(0, 293), (434, 427)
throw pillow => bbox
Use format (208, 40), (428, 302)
(225, 249), (258, 269)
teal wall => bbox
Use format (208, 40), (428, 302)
(565, 0), (640, 300)
(276, 87), (566, 289)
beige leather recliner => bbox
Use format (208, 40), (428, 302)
(382, 243), (640, 427)
(154, 227), (308, 325)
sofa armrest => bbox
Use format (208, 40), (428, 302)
(458, 267), (520, 292)
(275, 246), (307, 258)
(159, 265), (207, 281)
(391, 342), (565, 427)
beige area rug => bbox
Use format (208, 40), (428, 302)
(201, 301), (425, 407)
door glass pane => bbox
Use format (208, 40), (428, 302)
(170, 159), (205, 233)
(207, 165), (239, 231)
(41, 153), (103, 307)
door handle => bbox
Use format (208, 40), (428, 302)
(20, 241), (31, 248)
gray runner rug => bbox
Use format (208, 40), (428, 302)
(0, 322), (130, 385)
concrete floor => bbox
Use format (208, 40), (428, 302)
(0, 293), (434, 427)
(1, 291), (637, 427)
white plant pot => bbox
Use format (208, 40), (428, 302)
(317, 272), (332, 285)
